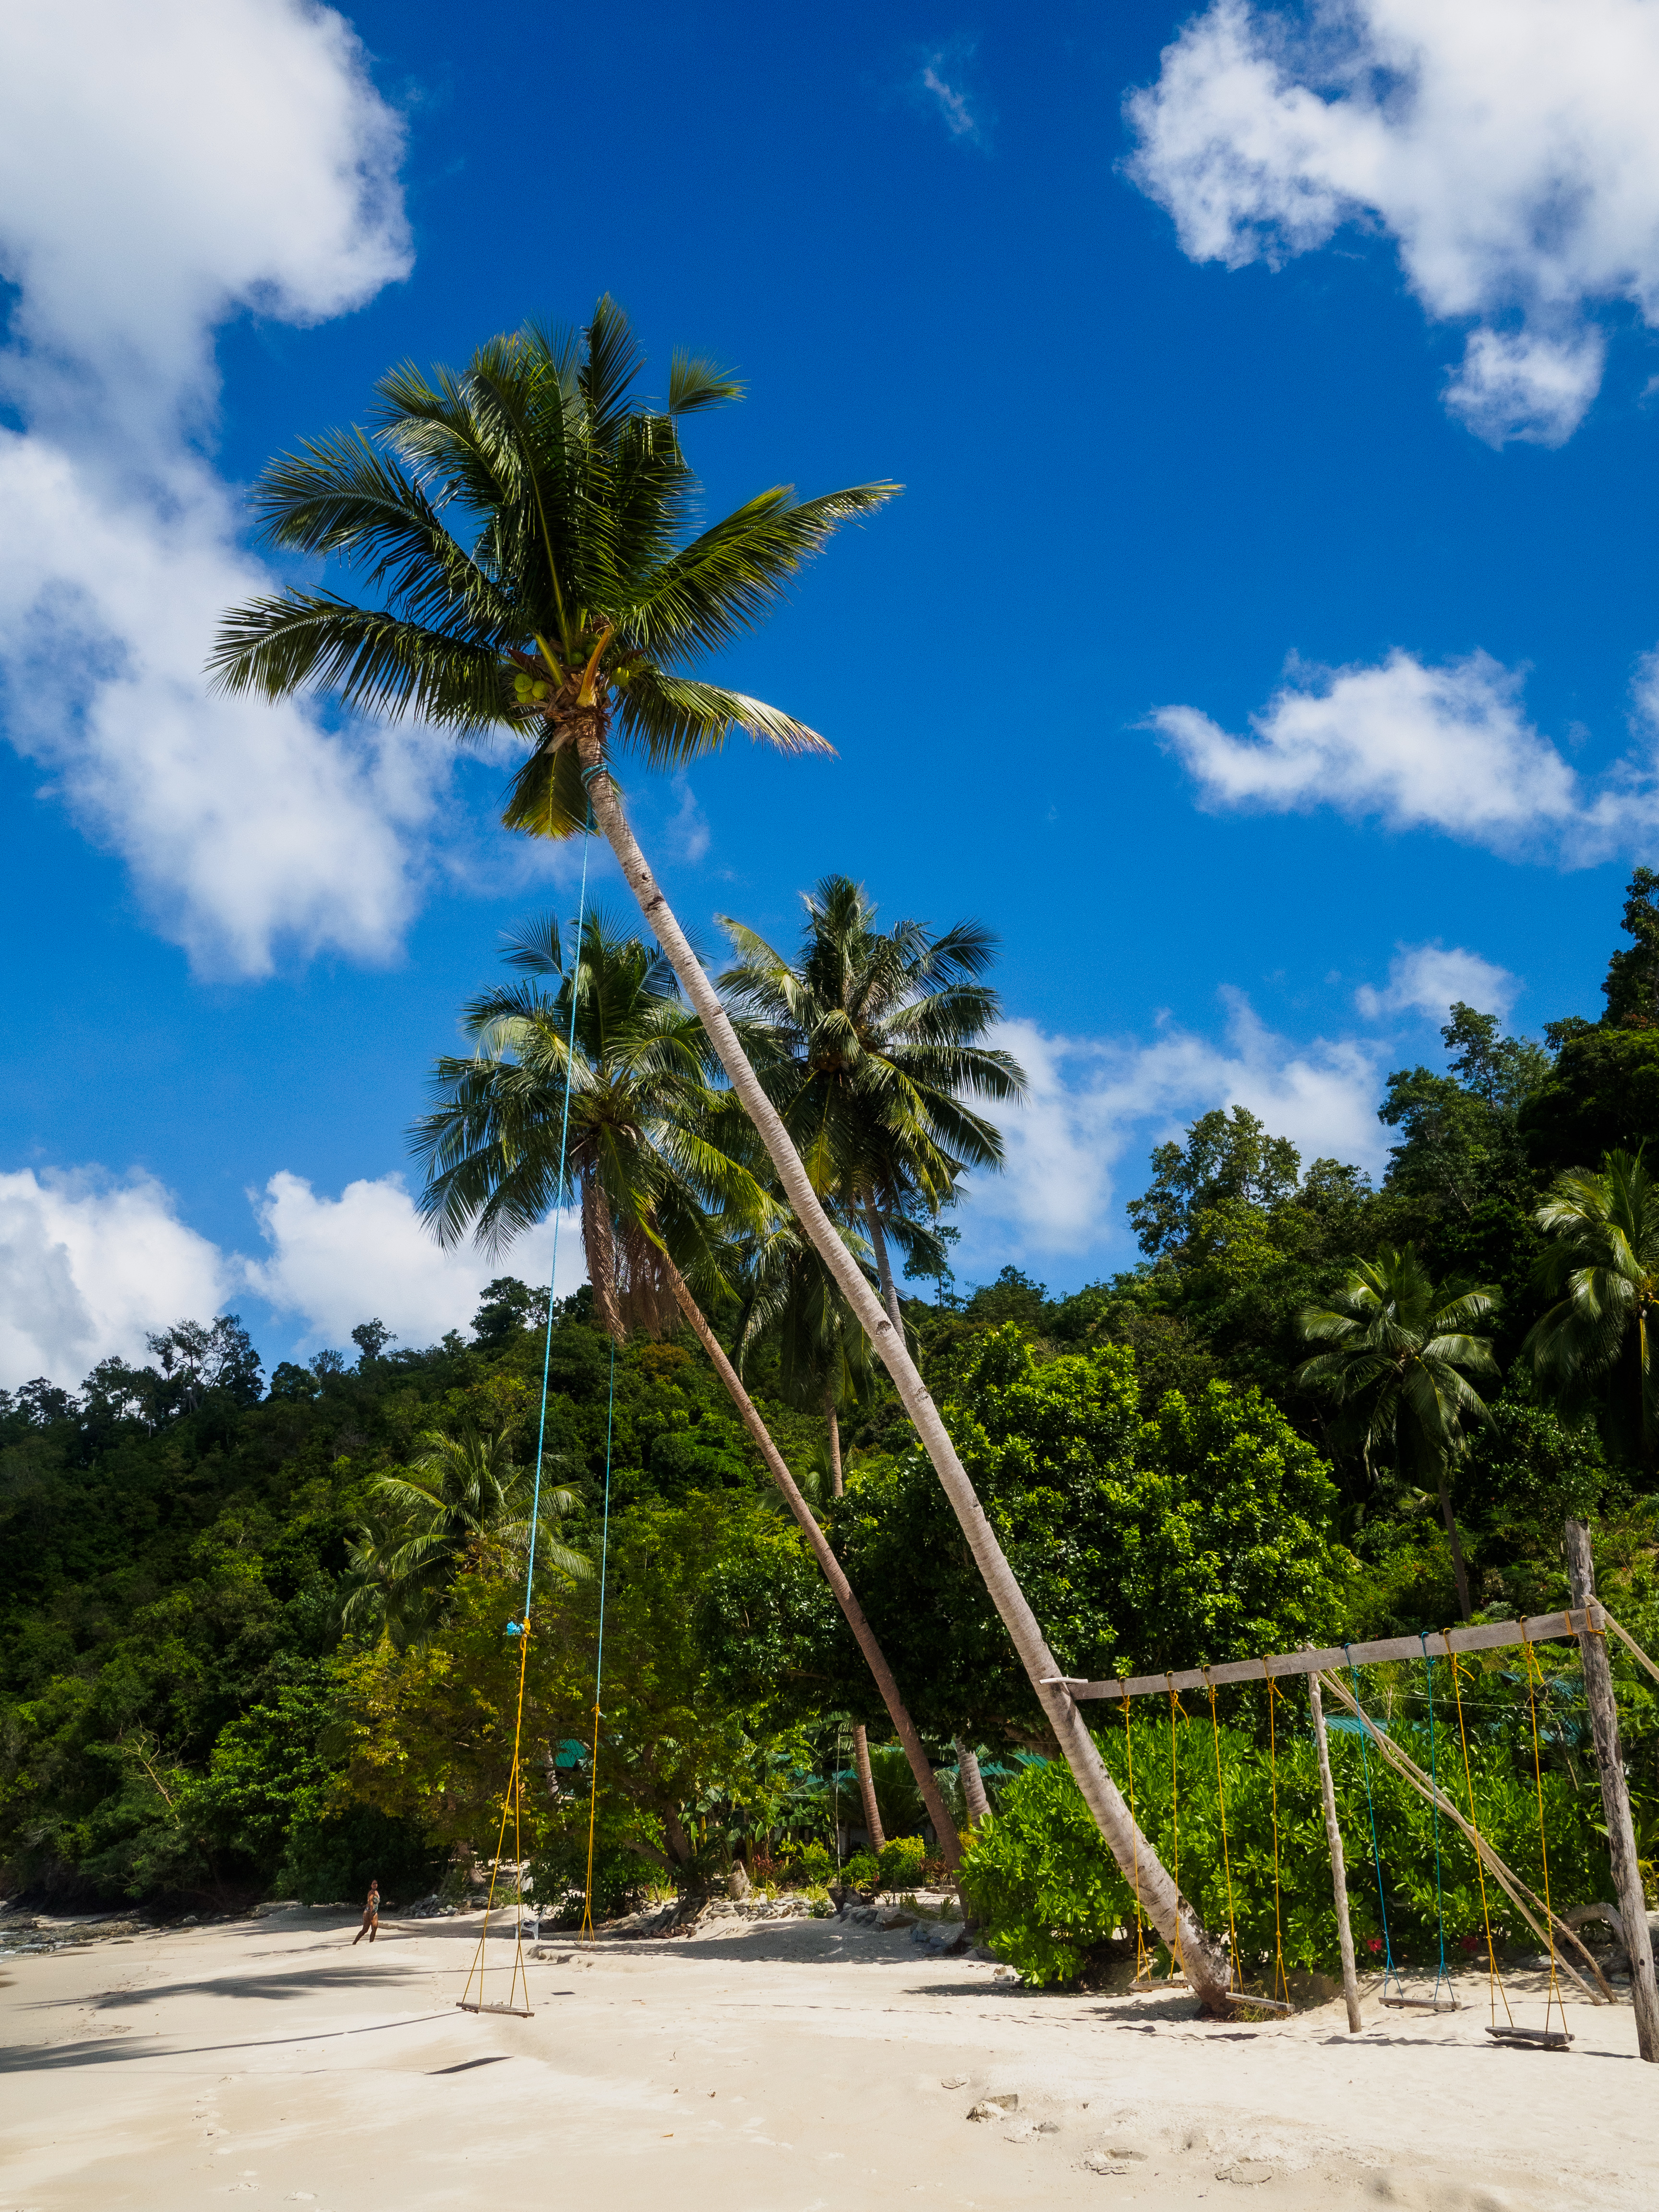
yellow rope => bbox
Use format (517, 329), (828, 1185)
(461, 1621), (535, 2012)
(1166, 1678), (1185, 1982)
(1520, 1629), (1569, 2043)
(1206, 1673), (1241, 1997)
(1122, 1685), (1149, 1982)
(1449, 1648), (1511, 2028)
(1263, 1665), (1288, 2006)
(580, 1695), (603, 1940)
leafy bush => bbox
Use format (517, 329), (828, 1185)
(842, 1849), (879, 1892)
(878, 1835), (928, 1891)
(960, 1705), (1608, 1989)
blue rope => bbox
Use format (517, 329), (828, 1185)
(517, 820), (593, 1633)
(593, 1337), (615, 1709)
(1420, 1634), (1452, 2002)
(1346, 1646), (1400, 1992)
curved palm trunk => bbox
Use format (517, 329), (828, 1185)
(956, 1741), (990, 1826)
(581, 748), (1233, 2008)
(823, 1384), (885, 1853)
(851, 1726), (885, 1853)
(864, 1202), (903, 1331)
(653, 1245), (960, 1870)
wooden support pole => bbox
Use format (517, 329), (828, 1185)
(1564, 1520), (1659, 2064)
(1309, 1671), (1363, 2034)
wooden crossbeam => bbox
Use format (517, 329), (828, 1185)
(1063, 1607), (1602, 1702)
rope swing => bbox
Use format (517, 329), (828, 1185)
(459, 805), (599, 2021)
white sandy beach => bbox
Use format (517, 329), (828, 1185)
(2, 1904), (1654, 2212)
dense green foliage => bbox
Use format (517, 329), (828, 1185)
(5, 870), (1659, 1977)
(961, 1701), (1611, 1989)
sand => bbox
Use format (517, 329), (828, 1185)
(1, 1904), (1654, 2212)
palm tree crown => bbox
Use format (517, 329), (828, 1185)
(1525, 1148), (1659, 1468)
(719, 874), (1025, 1310)
(209, 298), (896, 835)
(411, 907), (769, 1339)
(1297, 1246), (1500, 1619)
(342, 1422), (586, 1647)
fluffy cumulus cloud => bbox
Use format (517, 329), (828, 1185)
(0, 1159), (589, 1390)
(0, 1167), (230, 1389)
(0, 0), (466, 975)
(1124, 0), (1659, 444)
(1152, 646), (1659, 864)
(240, 1172), (585, 1357)
(953, 995), (1388, 1275)
(1354, 939), (1518, 1022)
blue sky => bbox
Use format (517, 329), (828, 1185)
(4, 0), (1659, 1387)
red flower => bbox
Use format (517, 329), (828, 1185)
(1366, 1936), (1383, 1953)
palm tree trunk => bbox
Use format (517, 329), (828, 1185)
(581, 748), (1234, 2009)
(851, 1726), (885, 1852)
(824, 1386), (843, 1497)
(956, 1741), (990, 1826)
(864, 1202), (903, 1330)
(1436, 1464), (1474, 1622)
(823, 1383), (884, 1856)
(653, 1243), (960, 1870)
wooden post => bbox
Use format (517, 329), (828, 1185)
(1309, 1671), (1363, 2033)
(1564, 1520), (1659, 2063)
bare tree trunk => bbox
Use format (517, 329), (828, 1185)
(653, 1243), (959, 1869)
(851, 1726), (884, 1851)
(1308, 1672), (1362, 2033)
(1436, 1463), (1473, 1623)
(1565, 1520), (1659, 2062)
(581, 1178), (624, 1343)
(580, 747), (1233, 2009)
(825, 1387), (843, 1497)
(864, 1202), (903, 1330)
(956, 1741), (990, 1826)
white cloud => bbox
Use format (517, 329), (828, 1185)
(0, 1157), (589, 1391)
(241, 1171), (585, 1355)
(0, 1167), (230, 1390)
(1124, 0), (1659, 444)
(1355, 940), (1518, 1022)
(1152, 646), (1659, 864)
(921, 58), (980, 142)
(955, 995), (1387, 1273)
(0, 0), (462, 976)
(0, 0), (409, 435)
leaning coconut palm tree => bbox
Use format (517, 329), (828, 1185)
(342, 1422), (587, 1645)
(721, 875), (1024, 1327)
(410, 907), (961, 1864)
(734, 1222), (892, 1846)
(1525, 1149), (1659, 1477)
(1297, 1248), (1501, 1621)
(210, 300), (1231, 2003)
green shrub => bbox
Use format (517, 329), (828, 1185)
(960, 1707), (1608, 1989)
(789, 1839), (833, 1884)
(878, 1835), (928, 1891)
(842, 1849), (879, 1891)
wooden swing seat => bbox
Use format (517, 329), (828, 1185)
(457, 2000), (535, 2018)
(1221, 1991), (1293, 2013)
(1381, 1995), (1460, 2012)
(1484, 2023), (1570, 2049)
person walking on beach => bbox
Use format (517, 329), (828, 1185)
(352, 1880), (380, 1945)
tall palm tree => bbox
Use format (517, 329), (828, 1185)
(1525, 1149), (1659, 1476)
(342, 1423), (586, 1646)
(735, 1225), (891, 1847)
(1297, 1248), (1501, 1621)
(210, 301), (1231, 2003)
(721, 875), (1024, 1326)
(411, 908), (961, 1864)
